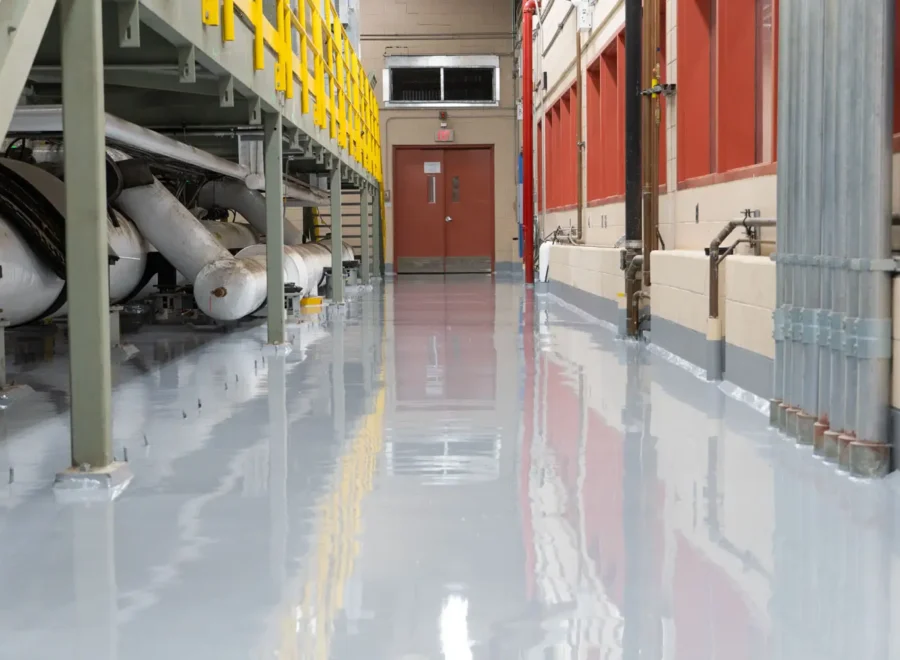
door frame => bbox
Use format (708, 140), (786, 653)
(392, 145), (496, 273)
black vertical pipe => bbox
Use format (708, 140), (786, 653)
(624, 0), (642, 246)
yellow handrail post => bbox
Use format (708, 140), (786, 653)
(253, 0), (264, 70)
(201, 0), (220, 26)
(284, 3), (294, 98)
(223, 0), (235, 41)
(274, 0), (286, 91)
(297, 2), (310, 114)
(335, 18), (346, 149)
(312, 7), (326, 129)
(326, 5), (337, 140)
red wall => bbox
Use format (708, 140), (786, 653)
(717, 0), (757, 171)
(678, 0), (714, 181)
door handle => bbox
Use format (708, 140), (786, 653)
(445, 216), (452, 223)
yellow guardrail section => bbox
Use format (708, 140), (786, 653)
(201, 0), (383, 185)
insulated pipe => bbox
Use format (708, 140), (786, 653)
(116, 178), (232, 282)
(8, 105), (264, 189)
(773, 0), (792, 429)
(784, 0), (803, 432)
(196, 179), (304, 245)
(116, 175), (271, 320)
(849, 0), (894, 475)
(521, 0), (539, 284)
(193, 239), (353, 322)
(798, 0), (825, 445)
(840, 0), (864, 446)
(816, 0), (839, 446)
(199, 220), (260, 251)
(0, 159), (147, 323)
(827, 0), (853, 445)
(0, 214), (64, 325)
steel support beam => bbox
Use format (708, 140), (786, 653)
(330, 169), (344, 303)
(60, 0), (113, 471)
(360, 186), (370, 284)
(373, 184), (382, 279)
(0, 0), (56, 143)
(264, 111), (286, 344)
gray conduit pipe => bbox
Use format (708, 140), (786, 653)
(815, 0), (839, 452)
(838, 0), (865, 463)
(771, 0), (790, 430)
(844, 0), (894, 476)
(825, 0), (854, 460)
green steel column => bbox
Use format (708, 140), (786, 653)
(61, 0), (112, 469)
(330, 168), (344, 303)
(372, 183), (382, 279)
(359, 186), (370, 284)
(264, 111), (285, 344)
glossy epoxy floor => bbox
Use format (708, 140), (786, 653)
(1, 279), (900, 659)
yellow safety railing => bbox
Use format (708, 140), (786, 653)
(202, 0), (383, 185)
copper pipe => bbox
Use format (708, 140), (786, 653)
(641, 0), (660, 286)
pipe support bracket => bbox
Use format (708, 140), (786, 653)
(842, 317), (892, 359)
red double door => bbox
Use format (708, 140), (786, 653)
(394, 147), (494, 274)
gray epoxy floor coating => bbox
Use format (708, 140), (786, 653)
(1, 278), (899, 659)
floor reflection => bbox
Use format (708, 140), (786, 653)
(0, 282), (899, 659)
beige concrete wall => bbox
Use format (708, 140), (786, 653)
(651, 250), (715, 335)
(548, 243), (623, 304)
(360, 0), (516, 267)
(724, 256), (775, 359)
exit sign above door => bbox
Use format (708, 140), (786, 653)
(435, 129), (455, 142)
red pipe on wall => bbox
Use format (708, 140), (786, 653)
(522, 0), (539, 284)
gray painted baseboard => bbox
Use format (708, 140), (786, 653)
(549, 280), (619, 326)
(652, 317), (708, 372)
(551, 280), (775, 400)
(494, 261), (522, 275)
(723, 342), (773, 400)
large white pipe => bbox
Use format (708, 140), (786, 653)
(199, 220), (259, 251)
(196, 180), (304, 245)
(9, 106), (264, 189)
(0, 214), (64, 325)
(108, 211), (149, 303)
(116, 178), (232, 282)
(0, 158), (153, 323)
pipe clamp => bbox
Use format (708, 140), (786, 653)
(801, 308), (818, 344)
(816, 309), (832, 346)
(852, 318), (892, 359)
(791, 306), (804, 342)
(830, 312), (844, 351)
(847, 258), (898, 272)
(773, 308), (785, 341)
